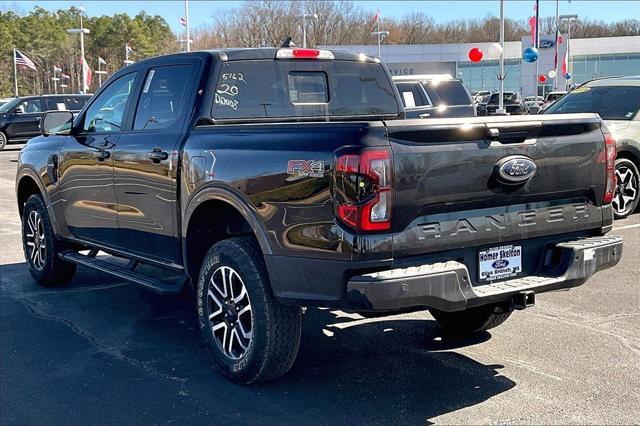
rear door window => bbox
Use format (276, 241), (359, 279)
(66, 96), (89, 111)
(46, 97), (66, 111)
(421, 80), (472, 106)
(395, 82), (429, 108)
(212, 60), (399, 120)
(133, 64), (193, 130)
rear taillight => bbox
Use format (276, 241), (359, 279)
(334, 149), (393, 232)
(602, 132), (617, 204)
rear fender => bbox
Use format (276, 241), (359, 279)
(182, 184), (273, 258)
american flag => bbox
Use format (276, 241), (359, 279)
(14, 49), (36, 71)
(180, 17), (187, 27)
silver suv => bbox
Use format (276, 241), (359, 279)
(545, 76), (640, 218)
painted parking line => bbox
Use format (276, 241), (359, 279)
(613, 223), (640, 231)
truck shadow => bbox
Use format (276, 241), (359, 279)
(0, 262), (515, 425)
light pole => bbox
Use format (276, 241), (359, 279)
(52, 77), (60, 94)
(371, 30), (389, 59)
(560, 14), (578, 90)
(67, 8), (90, 94)
(184, 0), (191, 52)
(298, 13), (318, 48)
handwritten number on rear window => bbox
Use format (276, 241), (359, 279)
(222, 73), (246, 83)
(217, 84), (239, 97)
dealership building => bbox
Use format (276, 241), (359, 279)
(324, 35), (640, 97)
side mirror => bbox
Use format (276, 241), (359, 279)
(41, 111), (74, 136)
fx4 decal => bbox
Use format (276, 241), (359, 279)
(287, 160), (325, 178)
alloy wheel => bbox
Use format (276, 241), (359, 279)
(207, 266), (253, 360)
(612, 164), (639, 216)
(25, 210), (46, 270)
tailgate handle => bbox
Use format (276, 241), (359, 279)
(487, 127), (531, 144)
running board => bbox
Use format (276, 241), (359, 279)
(59, 250), (185, 295)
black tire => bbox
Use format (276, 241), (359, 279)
(196, 236), (301, 384)
(0, 131), (7, 151)
(21, 194), (76, 286)
(429, 303), (512, 336)
(612, 158), (640, 219)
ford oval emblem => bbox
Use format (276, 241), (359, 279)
(495, 155), (537, 183)
(492, 259), (510, 269)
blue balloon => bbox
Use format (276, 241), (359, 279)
(523, 47), (539, 63)
(564, 72), (571, 80)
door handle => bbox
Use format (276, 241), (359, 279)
(418, 113), (431, 118)
(148, 148), (169, 163)
(94, 150), (110, 161)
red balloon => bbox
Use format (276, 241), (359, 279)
(538, 74), (547, 83)
(469, 47), (483, 62)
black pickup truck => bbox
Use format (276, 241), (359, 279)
(16, 47), (623, 384)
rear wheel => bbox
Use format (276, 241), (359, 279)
(21, 194), (76, 286)
(197, 237), (301, 384)
(429, 303), (512, 336)
(612, 158), (639, 219)
(0, 131), (7, 151)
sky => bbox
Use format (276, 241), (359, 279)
(4, 0), (640, 33)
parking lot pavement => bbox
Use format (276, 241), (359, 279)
(1, 143), (639, 425)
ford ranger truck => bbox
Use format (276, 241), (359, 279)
(16, 47), (623, 384)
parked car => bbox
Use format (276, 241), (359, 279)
(393, 74), (476, 118)
(17, 47), (622, 384)
(524, 95), (544, 114)
(544, 76), (640, 218)
(0, 94), (91, 150)
(473, 90), (491, 103)
(539, 90), (567, 112)
(476, 91), (525, 115)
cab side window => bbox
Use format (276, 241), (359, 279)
(133, 65), (192, 130)
(82, 72), (137, 133)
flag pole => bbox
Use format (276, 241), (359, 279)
(534, 0), (540, 97)
(184, 0), (191, 52)
(554, 0), (559, 91)
(13, 47), (19, 97)
(497, 0), (505, 115)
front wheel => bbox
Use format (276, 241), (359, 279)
(197, 237), (301, 384)
(0, 131), (7, 151)
(429, 303), (512, 336)
(612, 158), (639, 219)
(21, 194), (76, 286)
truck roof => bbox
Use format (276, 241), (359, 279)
(135, 47), (380, 65)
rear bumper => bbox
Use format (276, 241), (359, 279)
(346, 235), (623, 312)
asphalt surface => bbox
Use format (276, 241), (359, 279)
(1, 142), (639, 425)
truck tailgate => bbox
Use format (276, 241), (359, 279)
(386, 113), (610, 258)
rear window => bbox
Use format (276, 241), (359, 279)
(421, 80), (471, 106)
(489, 92), (519, 104)
(545, 86), (640, 120)
(212, 60), (399, 120)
